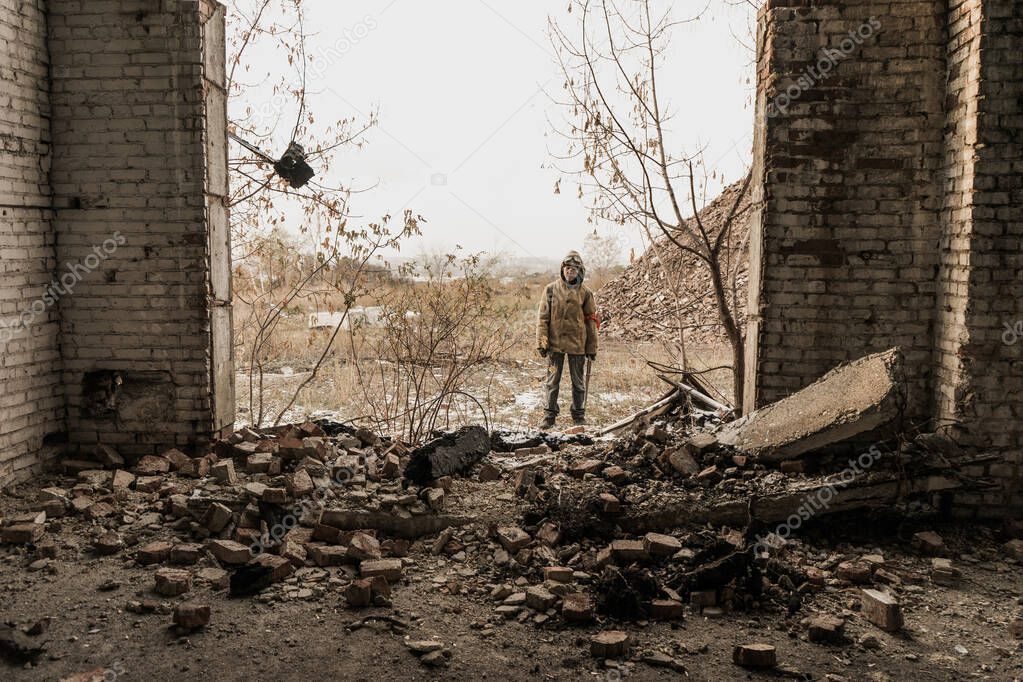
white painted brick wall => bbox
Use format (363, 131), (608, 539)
(0, 0), (232, 483)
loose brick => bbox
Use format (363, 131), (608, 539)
(203, 503), (233, 533)
(211, 460), (237, 484)
(154, 568), (192, 596)
(610, 539), (648, 563)
(173, 602), (210, 629)
(170, 543), (203, 565)
(360, 558), (402, 583)
(138, 541), (172, 565)
(861, 588), (903, 632)
(733, 643), (776, 668)
(590, 631), (631, 658)
(643, 532), (682, 557)
(207, 539), (252, 565)
(808, 615), (845, 643)
(135, 456), (171, 474)
(649, 599), (684, 620)
(562, 593), (594, 622)
(347, 532), (382, 561)
(495, 527), (531, 553)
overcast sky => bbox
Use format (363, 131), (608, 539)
(234, 0), (756, 263)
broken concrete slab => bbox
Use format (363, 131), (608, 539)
(717, 348), (904, 462)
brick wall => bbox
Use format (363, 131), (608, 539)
(48, 0), (233, 460)
(748, 0), (1023, 517)
(0, 0), (232, 485)
(940, 0), (1023, 515)
(747, 0), (946, 421)
(0, 0), (65, 483)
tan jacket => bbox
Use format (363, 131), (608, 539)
(537, 279), (598, 356)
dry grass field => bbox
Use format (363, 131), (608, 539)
(233, 264), (733, 436)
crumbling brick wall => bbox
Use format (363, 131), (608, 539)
(747, 0), (1023, 517)
(0, 0), (65, 482)
(0, 0), (233, 484)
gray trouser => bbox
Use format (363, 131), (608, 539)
(545, 352), (587, 421)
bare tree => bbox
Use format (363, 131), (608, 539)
(225, 0), (422, 424)
(348, 253), (520, 442)
(549, 0), (752, 407)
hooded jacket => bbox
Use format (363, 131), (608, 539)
(537, 251), (599, 356)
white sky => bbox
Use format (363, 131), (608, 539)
(234, 0), (756, 263)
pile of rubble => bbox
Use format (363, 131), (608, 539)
(2, 347), (1022, 675)
(597, 175), (752, 348)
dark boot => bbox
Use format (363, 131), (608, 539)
(540, 415), (556, 430)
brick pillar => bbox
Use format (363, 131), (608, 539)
(47, 0), (233, 460)
(748, 0), (1023, 518)
(745, 0), (946, 423)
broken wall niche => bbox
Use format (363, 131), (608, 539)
(0, 0), (233, 485)
(746, 0), (1023, 517)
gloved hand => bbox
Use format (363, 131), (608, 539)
(538, 347), (548, 358)
(586, 354), (596, 362)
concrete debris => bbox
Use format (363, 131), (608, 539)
(0, 377), (1000, 678)
(716, 348), (905, 462)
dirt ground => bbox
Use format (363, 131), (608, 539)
(2, 455), (1022, 682)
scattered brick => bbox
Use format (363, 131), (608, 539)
(861, 588), (903, 632)
(496, 527), (531, 553)
(170, 543), (203, 565)
(590, 630), (631, 658)
(733, 643), (777, 668)
(154, 568), (192, 596)
(808, 615), (845, 643)
(610, 539), (648, 563)
(911, 531), (946, 556)
(135, 455), (171, 474)
(360, 558), (402, 582)
(173, 602), (210, 629)
(211, 459), (237, 484)
(347, 532), (382, 561)
(138, 540), (172, 565)
(207, 539), (252, 565)
(643, 532), (682, 557)
(477, 462), (501, 482)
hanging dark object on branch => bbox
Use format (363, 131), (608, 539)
(229, 133), (316, 189)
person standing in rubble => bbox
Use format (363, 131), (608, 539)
(536, 251), (599, 429)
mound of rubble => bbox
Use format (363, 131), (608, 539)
(598, 175), (752, 347)
(2, 349), (1022, 676)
